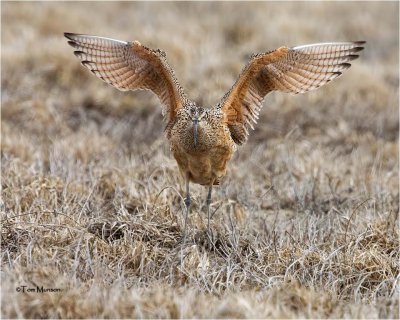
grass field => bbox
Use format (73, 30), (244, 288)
(1, 1), (399, 318)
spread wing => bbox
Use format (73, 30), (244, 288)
(219, 41), (366, 144)
(64, 33), (187, 123)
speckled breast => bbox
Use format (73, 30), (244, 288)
(169, 122), (236, 185)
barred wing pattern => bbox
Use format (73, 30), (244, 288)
(64, 33), (187, 122)
(220, 42), (366, 144)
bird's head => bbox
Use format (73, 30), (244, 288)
(183, 103), (206, 148)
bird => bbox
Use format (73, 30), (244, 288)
(64, 32), (365, 240)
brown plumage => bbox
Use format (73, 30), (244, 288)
(64, 33), (365, 237)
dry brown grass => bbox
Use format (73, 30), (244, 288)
(1, 1), (399, 319)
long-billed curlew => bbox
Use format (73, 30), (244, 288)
(64, 33), (365, 238)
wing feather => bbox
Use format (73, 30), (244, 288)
(65, 33), (187, 122)
(219, 41), (365, 144)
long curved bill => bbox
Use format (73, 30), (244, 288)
(193, 119), (199, 147)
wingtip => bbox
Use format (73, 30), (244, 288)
(64, 32), (76, 40)
(347, 54), (360, 61)
(67, 40), (79, 48)
(353, 41), (366, 51)
(74, 50), (84, 57)
(351, 47), (365, 53)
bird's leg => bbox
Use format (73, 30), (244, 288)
(182, 178), (190, 246)
(206, 185), (213, 236)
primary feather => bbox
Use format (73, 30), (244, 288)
(219, 41), (366, 144)
(64, 32), (187, 123)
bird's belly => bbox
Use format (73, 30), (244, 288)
(172, 144), (235, 186)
